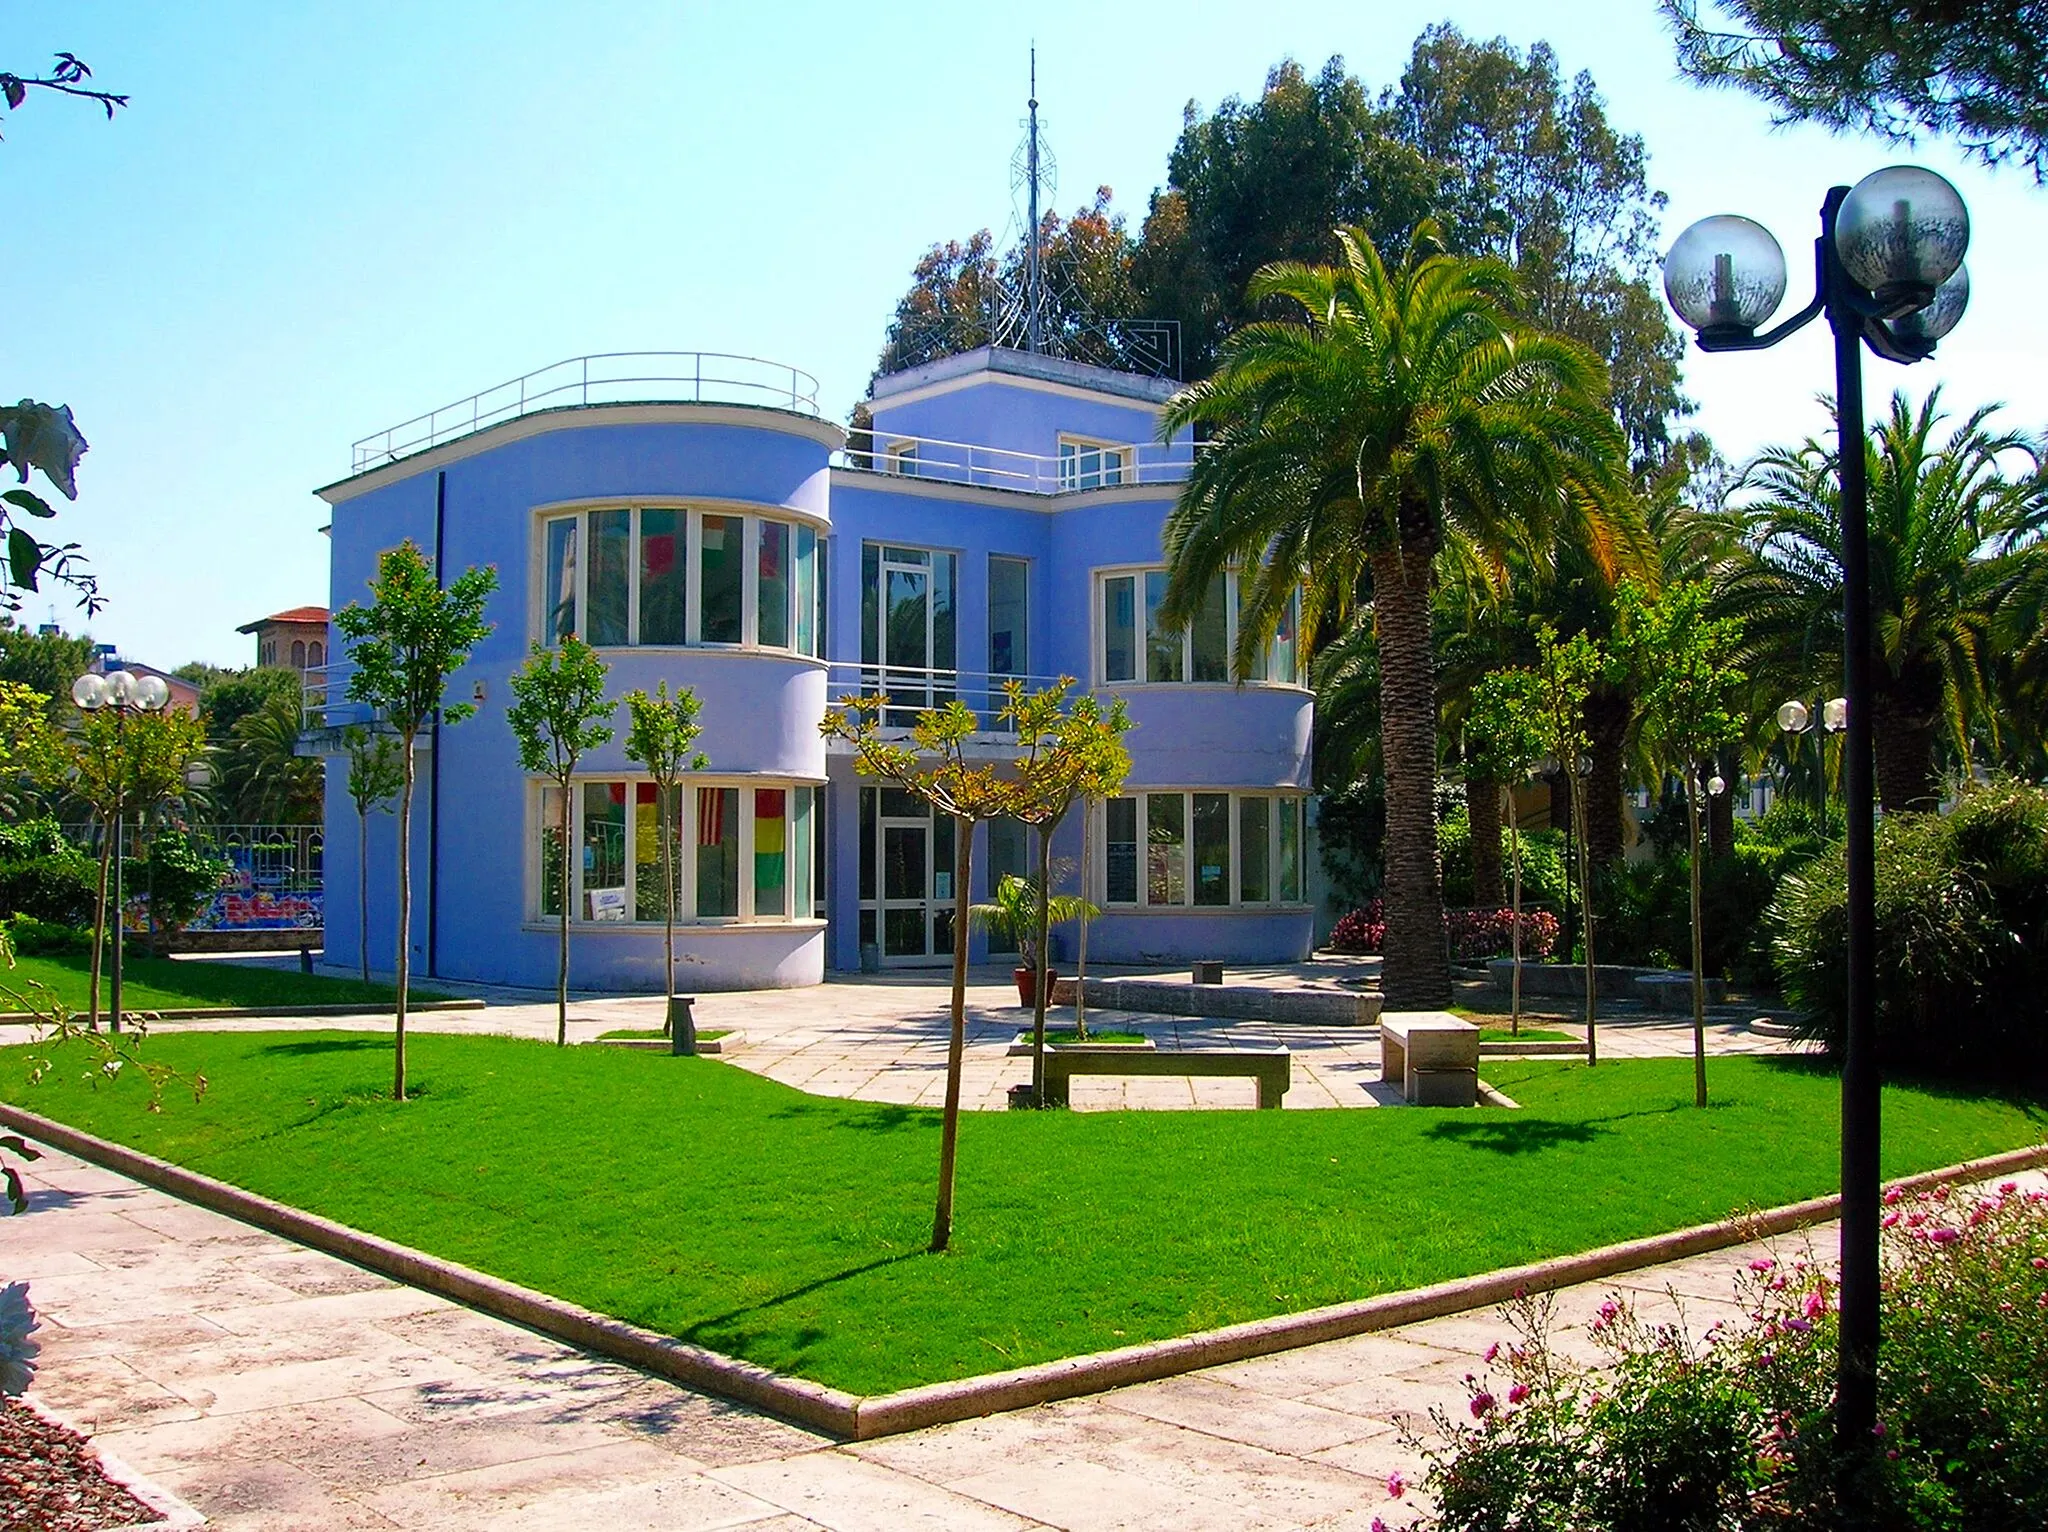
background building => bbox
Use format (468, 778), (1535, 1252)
(238, 606), (331, 673)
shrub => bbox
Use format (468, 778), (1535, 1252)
(1770, 779), (2048, 1076)
(0, 817), (72, 863)
(0, 916), (89, 956)
(1401, 1178), (2048, 1530)
(0, 850), (97, 928)
(1595, 840), (1814, 987)
(1329, 900), (1558, 961)
(130, 830), (231, 935)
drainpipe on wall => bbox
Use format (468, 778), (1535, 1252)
(427, 470), (446, 979)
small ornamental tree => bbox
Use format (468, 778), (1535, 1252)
(1468, 669), (1547, 1036)
(824, 686), (1053, 1254)
(333, 540), (497, 1100)
(620, 682), (708, 1049)
(507, 636), (615, 1048)
(1523, 625), (1607, 1062)
(1006, 682), (1131, 1096)
(342, 726), (404, 983)
(64, 703), (207, 1030)
(1617, 579), (1748, 1106)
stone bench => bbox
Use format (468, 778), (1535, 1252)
(1041, 1045), (1292, 1109)
(1050, 977), (1381, 1027)
(1380, 1011), (1481, 1107)
(1634, 973), (1725, 1013)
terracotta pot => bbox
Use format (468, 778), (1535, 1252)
(1014, 965), (1056, 1007)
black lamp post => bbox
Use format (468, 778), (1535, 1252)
(71, 666), (173, 1034)
(1777, 696), (1848, 825)
(1664, 167), (1971, 1451)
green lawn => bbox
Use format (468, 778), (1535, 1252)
(1480, 1027), (1574, 1042)
(595, 1028), (730, 1043)
(0, 953), (443, 1015)
(7, 1030), (2042, 1396)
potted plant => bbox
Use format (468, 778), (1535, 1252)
(970, 873), (1095, 1006)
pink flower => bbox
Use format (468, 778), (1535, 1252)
(1882, 1212), (1901, 1228)
(1750, 1258), (1775, 1273)
(2031, 1257), (2046, 1270)
(1883, 1186), (1904, 1205)
(1873, 1421), (1887, 1438)
(1385, 1471), (1405, 1498)
(1784, 1317), (1813, 1334)
(1470, 1391), (1496, 1418)
(1508, 1382), (1530, 1405)
(1372, 1520), (1390, 1532)
(1803, 1290), (1828, 1319)
(1483, 1342), (1500, 1363)
(2000, 1181), (2018, 1195)
(1929, 1227), (1962, 1244)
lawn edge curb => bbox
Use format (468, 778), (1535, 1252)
(7, 1101), (2044, 1443)
(0, 998), (487, 1023)
(0, 1102), (860, 1439)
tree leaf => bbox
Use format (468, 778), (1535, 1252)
(1, 401), (88, 499)
(7, 528), (42, 592)
(2, 78), (24, 111)
(1, 488), (54, 518)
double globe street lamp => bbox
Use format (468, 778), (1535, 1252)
(70, 667), (173, 1033)
(1663, 166), (1970, 1450)
(1777, 696), (1849, 824)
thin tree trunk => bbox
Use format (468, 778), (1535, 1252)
(394, 742), (414, 1101)
(1029, 819), (1056, 1108)
(1585, 688), (1630, 869)
(358, 808), (371, 984)
(88, 822), (110, 1032)
(1371, 543), (1449, 1009)
(1466, 770), (1504, 909)
(1074, 807), (1090, 1041)
(1688, 785), (1708, 1108)
(556, 774), (571, 1048)
(1572, 773), (1599, 1066)
(1504, 784), (1523, 1037)
(930, 812), (974, 1253)
(661, 783), (677, 1041)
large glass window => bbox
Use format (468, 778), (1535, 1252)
(754, 787), (787, 918)
(540, 784), (567, 916)
(861, 543), (958, 721)
(695, 786), (740, 918)
(989, 556), (1028, 677)
(639, 510), (685, 645)
(1101, 790), (1308, 909)
(581, 782), (629, 921)
(587, 510), (632, 647)
(539, 507), (820, 654)
(1057, 436), (1129, 489)
(1098, 569), (1302, 688)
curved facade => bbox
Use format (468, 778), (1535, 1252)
(316, 348), (1314, 991)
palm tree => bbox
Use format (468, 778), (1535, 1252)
(1725, 389), (2047, 812)
(1160, 223), (1629, 1007)
(217, 688), (324, 824)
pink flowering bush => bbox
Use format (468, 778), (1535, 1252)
(1392, 1178), (2048, 1530)
(1330, 900), (1559, 961)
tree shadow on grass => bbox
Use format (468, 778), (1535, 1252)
(1423, 1117), (1606, 1155)
(679, 1249), (924, 1372)
(258, 1037), (390, 1057)
(766, 1100), (934, 1135)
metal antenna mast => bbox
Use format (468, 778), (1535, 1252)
(1024, 46), (1042, 353)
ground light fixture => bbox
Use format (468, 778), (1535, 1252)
(1666, 166), (1969, 1456)
(70, 667), (172, 1032)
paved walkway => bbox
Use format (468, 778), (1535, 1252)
(134, 967), (1801, 1114)
(12, 1135), (1870, 1532)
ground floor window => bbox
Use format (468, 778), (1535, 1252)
(856, 786), (958, 963)
(1100, 790), (1305, 909)
(536, 778), (815, 924)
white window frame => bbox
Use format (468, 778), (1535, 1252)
(1095, 790), (1308, 909)
(1093, 567), (1301, 688)
(534, 505), (820, 656)
(885, 439), (920, 476)
(1057, 434), (1130, 490)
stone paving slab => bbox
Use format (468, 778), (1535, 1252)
(6, 1134), (1961, 1530)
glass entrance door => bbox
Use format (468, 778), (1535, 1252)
(861, 787), (956, 965)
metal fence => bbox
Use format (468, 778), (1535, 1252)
(64, 823), (323, 932)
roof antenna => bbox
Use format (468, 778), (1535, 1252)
(1025, 45), (1043, 354)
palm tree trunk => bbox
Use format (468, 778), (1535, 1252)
(556, 774), (571, 1048)
(931, 812), (974, 1253)
(394, 741), (414, 1101)
(1688, 784), (1708, 1107)
(1466, 771), (1504, 909)
(1871, 686), (1940, 812)
(1371, 544), (1449, 1009)
(1585, 688), (1630, 868)
(358, 808), (371, 984)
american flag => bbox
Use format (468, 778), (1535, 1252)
(697, 787), (725, 846)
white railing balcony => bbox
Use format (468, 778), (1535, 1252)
(823, 663), (1081, 736)
(350, 352), (823, 473)
(834, 431), (1194, 495)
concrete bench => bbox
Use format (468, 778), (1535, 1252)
(1635, 973), (1725, 1013)
(1042, 1045), (1292, 1109)
(1380, 1011), (1481, 1107)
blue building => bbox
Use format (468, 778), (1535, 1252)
(313, 347), (1314, 990)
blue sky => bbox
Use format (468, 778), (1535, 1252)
(11, 2), (2047, 669)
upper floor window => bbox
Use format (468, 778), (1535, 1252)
(885, 439), (919, 476)
(1058, 435), (1128, 490)
(988, 555), (1029, 678)
(1098, 568), (1300, 687)
(861, 543), (957, 722)
(539, 506), (822, 656)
